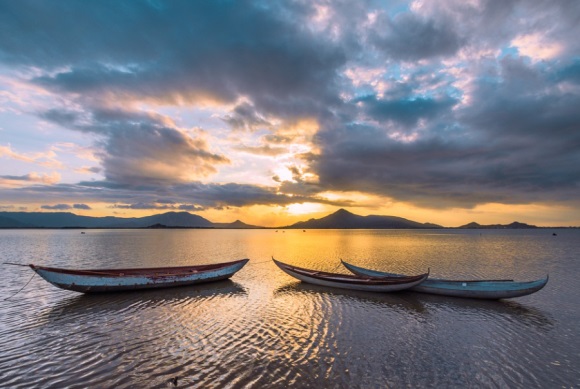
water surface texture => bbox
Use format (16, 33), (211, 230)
(0, 229), (578, 388)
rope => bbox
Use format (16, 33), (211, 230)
(330, 262), (342, 272)
(4, 272), (36, 301)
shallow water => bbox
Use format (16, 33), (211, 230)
(0, 229), (578, 388)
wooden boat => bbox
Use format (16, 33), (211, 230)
(29, 259), (249, 293)
(272, 258), (429, 292)
(340, 259), (548, 299)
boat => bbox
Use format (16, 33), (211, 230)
(272, 258), (429, 292)
(340, 259), (548, 299)
(29, 259), (249, 293)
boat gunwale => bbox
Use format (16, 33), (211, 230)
(29, 258), (250, 278)
(273, 258), (428, 286)
(340, 259), (549, 298)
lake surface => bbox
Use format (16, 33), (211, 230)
(0, 229), (578, 388)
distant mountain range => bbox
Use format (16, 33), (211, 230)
(457, 221), (537, 229)
(0, 209), (550, 229)
(0, 211), (261, 229)
(282, 209), (442, 229)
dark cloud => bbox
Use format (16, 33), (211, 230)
(41, 204), (72, 210)
(110, 201), (203, 211)
(370, 11), (464, 61)
(38, 203), (91, 210)
(1, 175), (30, 181)
(312, 56), (580, 208)
(178, 204), (205, 211)
(556, 60), (580, 84)
(112, 203), (177, 210)
(222, 102), (272, 131)
(0, 180), (350, 210)
(41, 107), (230, 186)
(0, 1), (347, 118)
(356, 95), (457, 126)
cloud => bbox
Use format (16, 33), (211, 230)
(40, 107), (230, 186)
(311, 54), (580, 208)
(222, 102), (272, 131)
(1, 0), (580, 219)
(233, 144), (289, 157)
(0, 145), (62, 169)
(0, 172), (61, 187)
(0, 1), (346, 117)
(356, 94), (458, 126)
(369, 11), (464, 61)
(0, 179), (351, 210)
(39, 203), (91, 210)
(111, 202), (203, 211)
(75, 166), (102, 175)
(41, 204), (72, 210)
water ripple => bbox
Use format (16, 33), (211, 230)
(0, 229), (578, 388)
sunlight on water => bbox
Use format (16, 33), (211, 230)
(0, 229), (578, 388)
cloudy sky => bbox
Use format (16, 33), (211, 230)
(1, 0), (579, 227)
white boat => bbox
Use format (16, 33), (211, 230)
(30, 259), (249, 293)
(273, 258), (429, 292)
(340, 259), (548, 299)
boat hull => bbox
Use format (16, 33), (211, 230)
(273, 258), (428, 292)
(30, 259), (249, 293)
(341, 260), (548, 299)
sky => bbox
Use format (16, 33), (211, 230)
(1, 0), (579, 227)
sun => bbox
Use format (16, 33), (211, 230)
(286, 202), (325, 215)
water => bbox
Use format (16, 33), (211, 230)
(0, 229), (578, 388)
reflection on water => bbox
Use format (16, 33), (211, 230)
(274, 282), (428, 316)
(41, 280), (247, 323)
(0, 229), (578, 388)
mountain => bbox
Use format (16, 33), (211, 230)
(114, 212), (213, 228)
(0, 212), (122, 228)
(1, 211), (218, 228)
(213, 220), (264, 229)
(457, 221), (538, 229)
(282, 209), (442, 229)
(0, 215), (34, 228)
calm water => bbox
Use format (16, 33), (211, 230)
(0, 229), (578, 388)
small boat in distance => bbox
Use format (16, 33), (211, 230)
(30, 259), (249, 293)
(272, 257), (429, 292)
(340, 259), (548, 299)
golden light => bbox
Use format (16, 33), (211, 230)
(287, 202), (325, 215)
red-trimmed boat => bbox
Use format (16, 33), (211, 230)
(272, 257), (428, 292)
(30, 259), (249, 293)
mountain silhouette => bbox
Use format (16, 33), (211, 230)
(0, 211), (214, 228)
(281, 209), (442, 229)
(457, 221), (538, 229)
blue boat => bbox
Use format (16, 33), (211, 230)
(30, 259), (249, 293)
(340, 259), (548, 299)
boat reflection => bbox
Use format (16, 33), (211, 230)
(417, 293), (554, 330)
(41, 280), (247, 322)
(273, 281), (427, 315)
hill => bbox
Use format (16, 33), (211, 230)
(213, 220), (263, 229)
(282, 209), (442, 229)
(1, 211), (223, 229)
(458, 221), (538, 229)
(0, 215), (34, 228)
